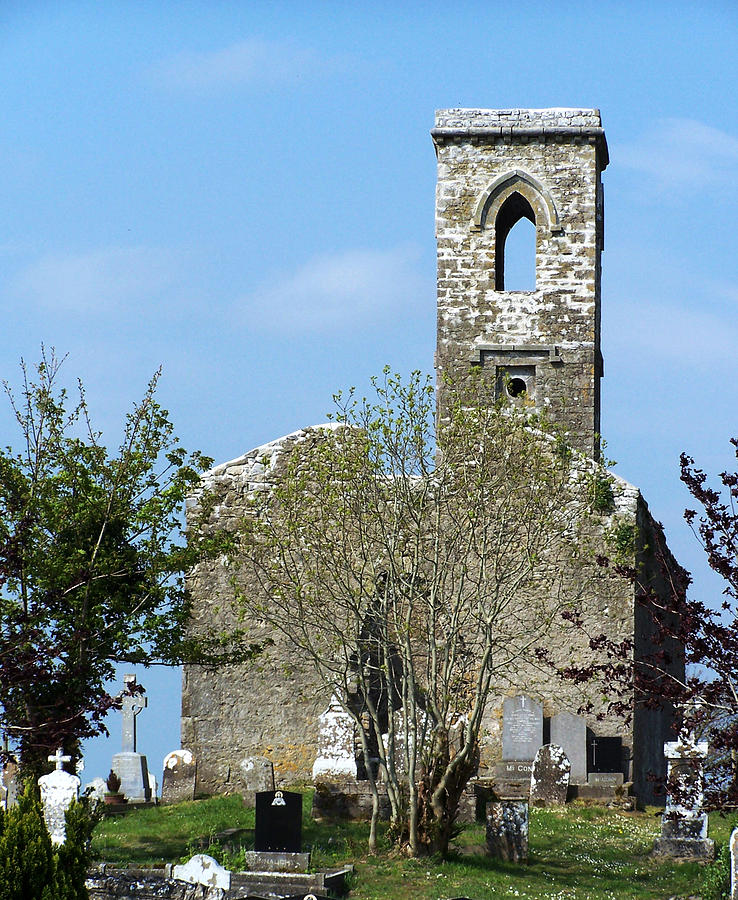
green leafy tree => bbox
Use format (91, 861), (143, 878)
(0, 350), (258, 778)
(235, 370), (599, 856)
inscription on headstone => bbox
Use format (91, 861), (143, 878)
(530, 744), (570, 806)
(588, 772), (624, 787)
(550, 712), (587, 783)
(254, 790), (302, 853)
(38, 749), (80, 846)
(502, 696), (542, 762)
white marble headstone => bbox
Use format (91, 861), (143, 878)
(730, 826), (738, 899)
(312, 695), (357, 780)
(38, 749), (80, 845)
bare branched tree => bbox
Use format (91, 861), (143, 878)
(235, 370), (598, 855)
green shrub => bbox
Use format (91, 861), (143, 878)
(0, 781), (56, 900)
(0, 781), (97, 900)
(702, 840), (731, 900)
(55, 799), (98, 900)
(588, 470), (615, 513)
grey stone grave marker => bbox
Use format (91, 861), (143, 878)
(502, 695), (542, 762)
(111, 673), (151, 802)
(82, 777), (107, 805)
(38, 748), (80, 845)
(550, 712), (587, 783)
(162, 749), (196, 805)
(530, 744), (570, 806)
(486, 798), (529, 863)
(240, 755), (274, 806)
(653, 733), (714, 859)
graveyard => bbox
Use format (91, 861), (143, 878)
(2, 105), (737, 898)
(87, 790), (733, 899)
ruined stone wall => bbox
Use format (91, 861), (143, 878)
(433, 108), (607, 458)
(631, 502), (687, 804)
(476, 469), (640, 776)
(182, 430), (336, 795)
(183, 426), (644, 790)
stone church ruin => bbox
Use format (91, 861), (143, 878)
(182, 108), (683, 805)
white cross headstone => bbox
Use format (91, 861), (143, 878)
(38, 748), (80, 845)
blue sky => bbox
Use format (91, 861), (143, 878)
(2, 1), (738, 789)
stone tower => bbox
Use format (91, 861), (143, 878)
(432, 108), (608, 457)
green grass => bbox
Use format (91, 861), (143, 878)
(92, 792), (737, 899)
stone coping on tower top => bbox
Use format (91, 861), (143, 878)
(435, 108), (602, 129)
(432, 108), (608, 165)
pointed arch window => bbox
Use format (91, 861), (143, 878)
(495, 191), (536, 291)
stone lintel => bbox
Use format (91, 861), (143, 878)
(469, 344), (563, 366)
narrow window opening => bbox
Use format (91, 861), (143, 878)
(495, 192), (536, 291)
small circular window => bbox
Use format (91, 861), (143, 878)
(507, 377), (527, 398)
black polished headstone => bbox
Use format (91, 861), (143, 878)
(587, 736), (622, 774)
(254, 790), (302, 853)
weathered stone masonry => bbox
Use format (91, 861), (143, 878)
(433, 108), (606, 458)
(182, 109), (683, 804)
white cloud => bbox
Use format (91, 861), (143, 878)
(151, 38), (328, 91)
(617, 118), (738, 190)
(241, 245), (427, 331)
(11, 246), (178, 312)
